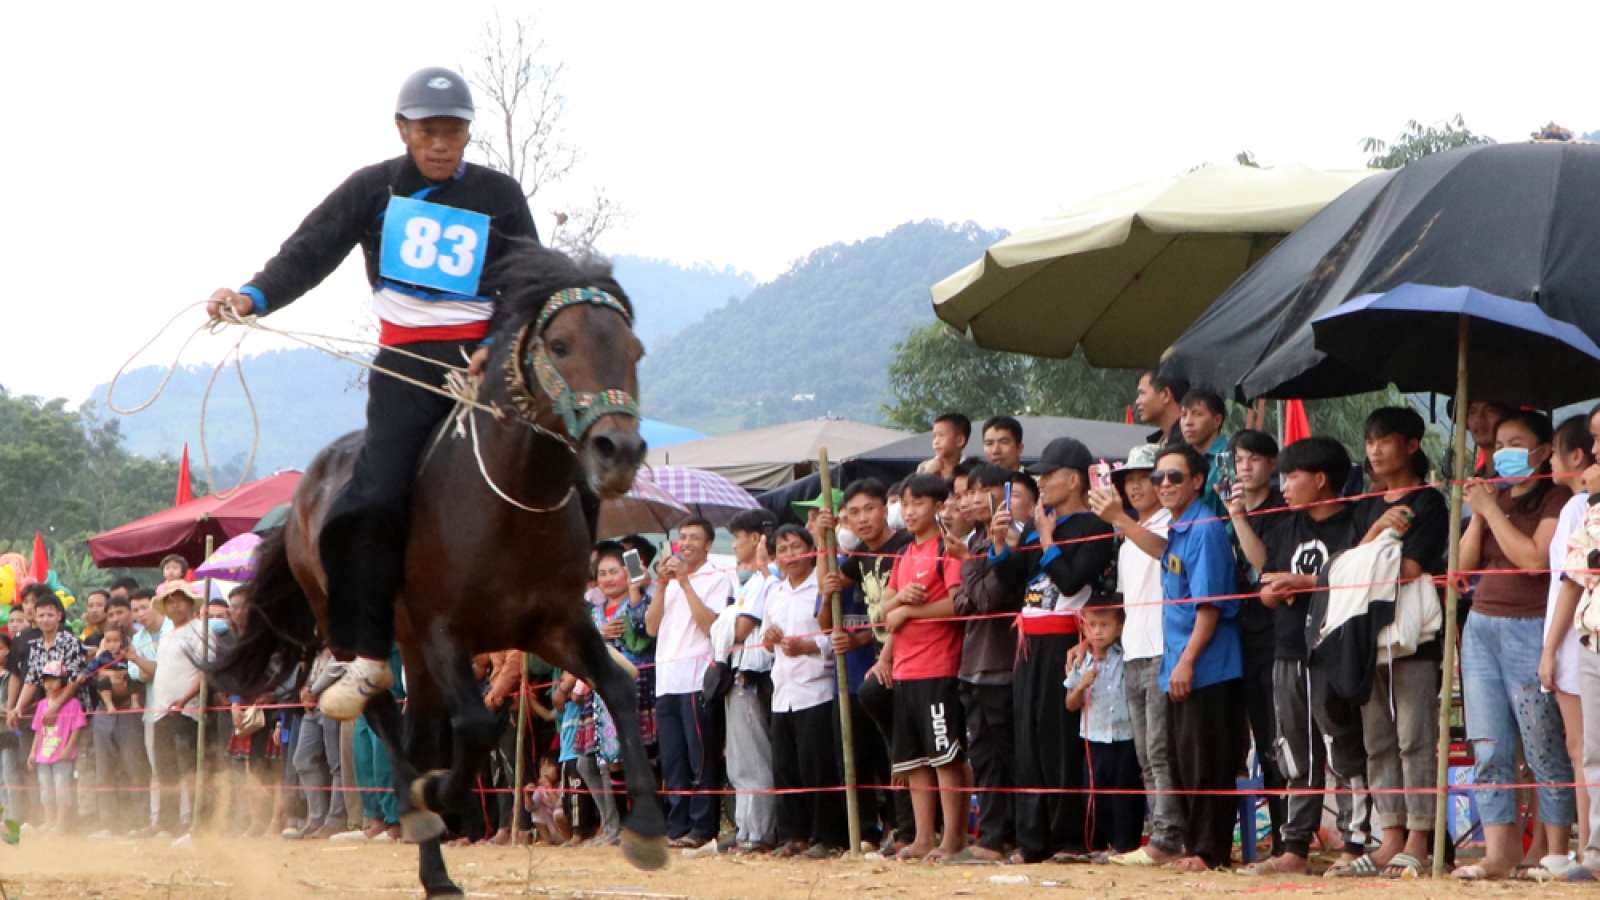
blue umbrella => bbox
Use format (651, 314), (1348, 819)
(638, 418), (706, 449)
(1311, 281), (1600, 864)
(1311, 283), (1600, 409)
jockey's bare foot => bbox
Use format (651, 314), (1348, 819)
(318, 656), (394, 721)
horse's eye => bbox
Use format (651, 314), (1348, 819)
(550, 339), (571, 358)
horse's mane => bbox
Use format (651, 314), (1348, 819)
(485, 239), (633, 336)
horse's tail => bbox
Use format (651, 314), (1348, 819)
(211, 526), (321, 697)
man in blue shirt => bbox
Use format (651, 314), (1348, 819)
(1155, 444), (1245, 872)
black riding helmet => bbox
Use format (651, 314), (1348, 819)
(396, 67), (475, 122)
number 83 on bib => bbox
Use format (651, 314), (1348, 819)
(379, 195), (492, 297)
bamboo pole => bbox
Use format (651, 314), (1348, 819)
(194, 534), (214, 827)
(817, 449), (862, 856)
(510, 653), (529, 845)
(1431, 314), (1471, 877)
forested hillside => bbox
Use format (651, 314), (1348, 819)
(639, 221), (1007, 432)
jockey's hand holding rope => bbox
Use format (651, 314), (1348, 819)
(206, 287), (491, 377)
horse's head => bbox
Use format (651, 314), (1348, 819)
(486, 243), (646, 499)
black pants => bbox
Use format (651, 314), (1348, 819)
(1014, 633), (1084, 862)
(857, 672), (916, 842)
(1241, 650), (1286, 855)
(959, 680), (1015, 853)
(1086, 739), (1144, 853)
(773, 701), (848, 849)
(833, 690), (891, 846)
(1309, 663), (1372, 855)
(1169, 678), (1247, 869)
(322, 340), (473, 659)
(657, 691), (723, 842)
(153, 714), (201, 834)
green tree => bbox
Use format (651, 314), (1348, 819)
(1362, 115), (1494, 170)
(884, 324), (1030, 430)
(0, 388), (191, 599)
(883, 323), (1138, 430)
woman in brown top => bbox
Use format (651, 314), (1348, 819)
(1456, 410), (1575, 879)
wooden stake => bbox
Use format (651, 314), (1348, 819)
(1431, 314), (1471, 877)
(818, 449), (862, 856)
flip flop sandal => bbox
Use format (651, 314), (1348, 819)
(1109, 848), (1158, 867)
(1324, 855), (1379, 878)
(1559, 867), (1600, 882)
(1452, 864), (1495, 881)
(1381, 853), (1424, 879)
(1242, 856), (1307, 876)
(1048, 852), (1091, 864)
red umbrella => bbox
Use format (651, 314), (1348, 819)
(88, 471), (302, 569)
(176, 444), (194, 506)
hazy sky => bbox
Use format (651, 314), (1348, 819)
(6, 1), (1597, 402)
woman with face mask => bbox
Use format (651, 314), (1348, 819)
(1456, 410), (1576, 880)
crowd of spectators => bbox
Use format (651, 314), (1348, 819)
(7, 372), (1600, 881)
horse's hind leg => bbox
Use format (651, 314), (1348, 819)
(413, 626), (500, 817)
(566, 624), (668, 870)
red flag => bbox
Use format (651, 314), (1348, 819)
(1283, 399), (1312, 445)
(176, 444), (194, 506)
(29, 532), (48, 584)
(1125, 405), (1134, 425)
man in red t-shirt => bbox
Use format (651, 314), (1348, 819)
(880, 474), (969, 861)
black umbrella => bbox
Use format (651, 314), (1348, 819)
(1162, 140), (1600, 402)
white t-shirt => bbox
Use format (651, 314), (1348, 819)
(732, 567), (775, 674)
(150, 619), (212, 722)
(1546, 492), (1586, 696)
(1120, 508), (1172, 662)
(655, 561), (735, 697)
(764, 569), (834, 713)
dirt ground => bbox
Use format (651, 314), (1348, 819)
(0, 839), (1587, 900)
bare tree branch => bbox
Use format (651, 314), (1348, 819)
(550, 189), (627, 258)
(465, 13), (578, 201)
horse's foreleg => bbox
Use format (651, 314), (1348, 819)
(415, 625), (499, 816)
(385, 656), (461, 899)
(569, 627), (668, 871)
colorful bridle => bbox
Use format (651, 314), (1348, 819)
(505, 286), (640, 439)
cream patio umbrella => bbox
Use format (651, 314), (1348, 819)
(931, 164), (1380, 366)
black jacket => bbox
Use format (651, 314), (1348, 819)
(955, 533), (1027, 682)
(244, 155), (538, 313)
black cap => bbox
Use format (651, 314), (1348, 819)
(1025, 437), (1093, 476)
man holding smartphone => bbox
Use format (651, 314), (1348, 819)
(645, 519), (735, 849)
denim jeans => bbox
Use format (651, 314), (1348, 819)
(1462, 612), (1575, 827)
(1124, 656), (1182, 855)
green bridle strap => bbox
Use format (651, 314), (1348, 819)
(526, 287), (640, 438)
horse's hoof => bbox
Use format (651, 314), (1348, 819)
(621, 829), (669, 871)
(424, 885), (464, 899)
(409, 769), (450, 812)
(400, 809), (446, 844)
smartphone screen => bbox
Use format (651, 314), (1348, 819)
(623, 549), (646, 584)
(1003, 481), (1013, 509)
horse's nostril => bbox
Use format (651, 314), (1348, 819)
(592, 435), (617, 460)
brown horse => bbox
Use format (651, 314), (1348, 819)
(215, 243), (667, 896)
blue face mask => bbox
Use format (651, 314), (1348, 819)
(208, 619), (229, 636)
(1492, 447), (1537, 480)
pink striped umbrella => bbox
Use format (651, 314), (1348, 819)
(640, 466), (760, 526)
(598, 476), (691, 538)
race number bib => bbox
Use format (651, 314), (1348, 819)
(379, 195), (491, 297)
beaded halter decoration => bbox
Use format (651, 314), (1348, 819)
(505, 286), (640, 439)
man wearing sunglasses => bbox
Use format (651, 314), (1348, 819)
(1153, 444), (1246, 873)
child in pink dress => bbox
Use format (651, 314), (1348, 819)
(30, 660), (88, 833)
